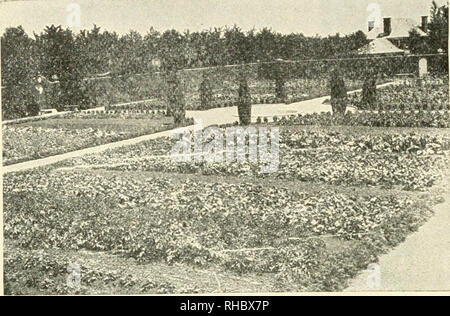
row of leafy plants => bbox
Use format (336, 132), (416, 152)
(265, 110), (450, 128)
(3, 168), (436, 292)
(4, 248), (179, 295)
(2, 116), (195, 166)
(347, 78), (449, 111)
(56, 128), (448, 191)
(79, 109), (168, 117)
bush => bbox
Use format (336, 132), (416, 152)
(164, 71), (185, 125)
(199, 73), (213, 110)
(361, 72), (377, 110)
(237, 73), (252, 125)
(330, 67), (347, 115)
(275, 76), (286, 102)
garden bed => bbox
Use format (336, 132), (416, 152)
(3, 124), (449, 294)
(2, 114), (194, 166)
(347, 77), (449, 111)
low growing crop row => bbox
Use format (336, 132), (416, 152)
(270, 111), (450, 128)
(348, 78), (449, 111)
(58, 128), (448, 191)
(2, 116), (194, 165)
(3, 169), (434, 291)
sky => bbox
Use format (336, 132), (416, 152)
(0, 0), (447, 37)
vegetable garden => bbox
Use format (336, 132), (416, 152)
(3, 49), (450, 295)
(4, 120), (450, 293)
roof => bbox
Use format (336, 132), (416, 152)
(367, 18), (427, 40)
(357, 38), (405, 55)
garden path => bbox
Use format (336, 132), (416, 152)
(345, 173), (450, 292)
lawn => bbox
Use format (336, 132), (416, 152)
(4, 124), (449, 294)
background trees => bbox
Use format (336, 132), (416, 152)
(1, 1), (448, 119)
(1, 26), (39, 119)
(408, 1), (449, 54)
(429, 1), (449, 53)
(34, 25), (85, 109)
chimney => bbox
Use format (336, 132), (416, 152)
(421, 16), (428, 32)
(368, 21), (375, 32)
(383, 17), (392, 35)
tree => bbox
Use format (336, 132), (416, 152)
(408, 29), (431, 54)
(428, 1), (449, 53)
(361, 70), (377, 110)
(1, 26), (39, 119)
(143, 27), (161, 71)
(343, 31), (370, 56)
(158, 29), (187, 72)
(35, 25), (85, 109)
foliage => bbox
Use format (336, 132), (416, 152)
(4, 166), (436, 291)
(361, 72), (377, 109)
(330, 67), (347, 115)
(34, 25), (85, 110)
(428, 1), (449, 53)
(4, 248), (177, 295)
(237, 73), (252, 125)
(2, 114), (194, 165)
(348, 78), (449, 111)
(163, 71), (186, 125)
(1, 27), (39, 119)
(55, 127), (448, 191)
(199, 73), (213, 110)
(276, 110), (450, 129)
(4, 120), (447, 293)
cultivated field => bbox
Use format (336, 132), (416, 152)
(2, 111), (191, 165)
(4, 116), (450, 294)
(3, 66), (450, 294)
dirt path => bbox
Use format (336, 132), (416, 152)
(345, 175), (450, 292)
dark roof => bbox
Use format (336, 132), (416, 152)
(367, 18), (427, 40)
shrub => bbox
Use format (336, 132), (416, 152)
(164, 70), (185, 125)
(275, 75), (286, 103)
(199, 73), (213, 110)
(330, 67), (347, 115)
(237, 73), (252, 125)
(361, 72), (377, 110)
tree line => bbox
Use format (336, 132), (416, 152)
(0, 25), (369, 119)
(1, 1), (448, 119)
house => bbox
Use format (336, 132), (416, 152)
(365, 16), (429, 52)
(357, 37), (405, 55)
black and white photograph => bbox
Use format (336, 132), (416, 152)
(0, 0), (449, 297)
